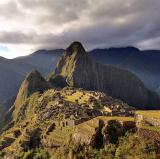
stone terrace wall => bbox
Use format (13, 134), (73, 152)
(135, 114), (160, 127)
(139, 128), (160, 157)
(139, 128), (160, 141)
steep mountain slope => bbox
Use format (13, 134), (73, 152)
(1, 44), (160, 118)
(49, 42), (159, 108)
(0, 42), (160, 158)
(0, 69), (136, 158)
(0, 74), (157, 158)
(0, 50), (62, 111)
(13, 70), (51, 119)
(90, 47), (160, 91)
(1, 46), (160, 108)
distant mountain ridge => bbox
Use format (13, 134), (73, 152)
(90, 47), (160, 90)
(0, 50), (63, 119)
(0, 49), (62, 102)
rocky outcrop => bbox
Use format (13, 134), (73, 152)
(49, 41), (152, 107)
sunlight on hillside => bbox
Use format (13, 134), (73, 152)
(136, 111), (160, 119)
(64, 91), (90, 105)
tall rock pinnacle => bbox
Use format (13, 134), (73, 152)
(48, 41), (150, 106)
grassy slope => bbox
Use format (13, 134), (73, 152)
(64, 91), (90, 105)
(76, 116), (134, 136)
(136, 110), (160, 119)
(46, 116), (134, 146)
(139, 125), (160, 132)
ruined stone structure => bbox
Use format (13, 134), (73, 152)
(135, 113), (160, 127)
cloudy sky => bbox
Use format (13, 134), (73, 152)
(0, 0), (160, 58)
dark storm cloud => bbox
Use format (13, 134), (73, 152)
(0, 0), (160, 54)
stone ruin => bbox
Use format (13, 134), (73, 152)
(135, 113), (160, 127)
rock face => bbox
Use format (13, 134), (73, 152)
(14, 70), (51, 117)
(49, 42), (150, 107)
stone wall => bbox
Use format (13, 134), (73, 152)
(138, 128), (160, 141)
(135, 114), (160, 127)
(72, 119), (136, 147)
(144, 117), (160, 127)
(135, 114), (143, 126)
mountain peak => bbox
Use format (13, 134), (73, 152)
(21, 69), (51, 97)
(48, 42), (152, 106)
(14, 70), (51, 111)
(66, 41), (86, 56)
(25, 69), (44, 82)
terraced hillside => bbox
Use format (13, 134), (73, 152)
(0, 85), (159, 158)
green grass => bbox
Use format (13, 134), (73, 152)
(136, 111), (160, 119)
(139, 125), (160, 132)
(46, 116), (134, 145)
(97, 116), (134, 122)
(47, 126), (75, 145)
(64, 91), (90, 105)
(77, 116), (134, 136)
